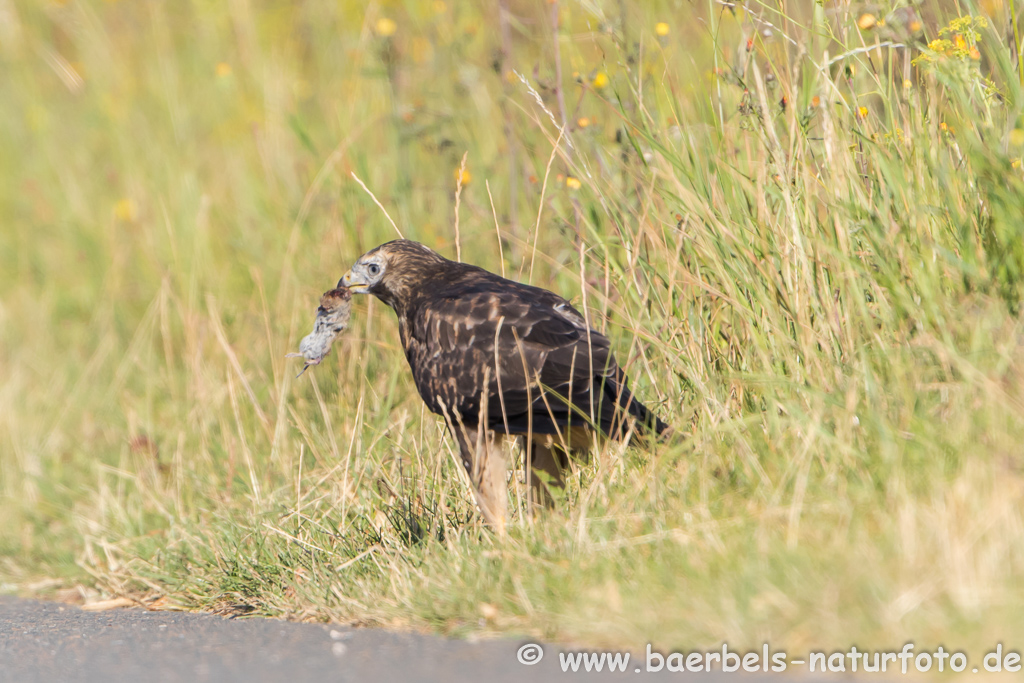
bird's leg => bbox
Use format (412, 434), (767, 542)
(472, 368), (507, 534)
(460, 424), (508, 536)
(524, 436), (568, 510)
(438, 402), (508, 535)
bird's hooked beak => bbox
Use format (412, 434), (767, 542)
(341, 270), (370, 294)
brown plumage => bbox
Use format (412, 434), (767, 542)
(342, 240), (668, 530)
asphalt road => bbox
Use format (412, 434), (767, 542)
(0, 596), (770, 683)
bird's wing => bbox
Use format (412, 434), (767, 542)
(406, 281), (620, 436)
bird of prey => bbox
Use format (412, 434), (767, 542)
(341, 240), (668, 531)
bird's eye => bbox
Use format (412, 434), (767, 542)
(367, 263), (381, 277)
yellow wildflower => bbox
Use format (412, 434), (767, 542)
(857, 14), (877, 30)
(565, 177), (582, 190)
(857, 106), (868, 119)
(375, 17), (397, 37)
(215, 62), (232, 78)
(577, 117), (591, 128)
(455, 167), (471, 186)
(411, 37), (431, 64)
(655, 22), (670, 37)
(592, 71), (609, 89)
(114, 199), (137, 222)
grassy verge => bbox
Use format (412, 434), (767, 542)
(3, 0), (1024, 654)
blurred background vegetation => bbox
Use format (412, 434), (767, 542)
(3, 0), (1024, 653)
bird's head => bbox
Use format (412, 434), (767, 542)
(341, 240), (447, 310)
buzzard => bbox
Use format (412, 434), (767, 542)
(341, 240), (668, 531)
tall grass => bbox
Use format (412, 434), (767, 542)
(3, 0), (1024, 652)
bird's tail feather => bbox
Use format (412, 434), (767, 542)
(602, 370), (670, 439)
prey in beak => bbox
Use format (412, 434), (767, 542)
(287, 287), (353, 377)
